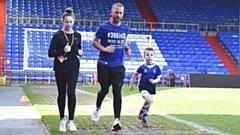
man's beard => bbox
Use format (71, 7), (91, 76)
(113, 17), (121, 24)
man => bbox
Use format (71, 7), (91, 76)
(167, 69), (175, 87)
(91, 2), (131, 132)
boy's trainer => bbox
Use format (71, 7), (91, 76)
(138, 110), (144, 120)
(141, 120), (148, 127)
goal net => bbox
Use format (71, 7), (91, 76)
(23, 29), (152, 72)
(23, 29), (55, 71)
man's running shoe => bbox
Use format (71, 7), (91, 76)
(111, 119), (121, 132)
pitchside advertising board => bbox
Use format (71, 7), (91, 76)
(189, 74), (240, 88)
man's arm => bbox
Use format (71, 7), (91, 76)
(123, 37), (131, 55)
(129, 72), (138, 91)
(92, 36), (114, 53)
(124, 37), (128, 48)
(92, 36), (107, 52)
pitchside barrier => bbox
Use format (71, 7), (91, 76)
(91, 74), (188, 87)
(189, 73), (240, 88)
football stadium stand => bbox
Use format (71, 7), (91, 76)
(1, 0), (239, 85)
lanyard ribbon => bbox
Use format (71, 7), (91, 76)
(62, 29), (74, 46)
(57, 29), (74, 63)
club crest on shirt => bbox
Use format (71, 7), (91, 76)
(144, 69), (147, 73)
(153, 69), (156, 73)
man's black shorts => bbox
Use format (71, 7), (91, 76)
(97, 65), (125, 85)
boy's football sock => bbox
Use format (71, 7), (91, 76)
(141, 105), (148, 112)
(142, 111), (148, 121)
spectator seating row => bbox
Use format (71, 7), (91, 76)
(217, 32), (239, 62)
(6, 0), (239, 31)
(149, 0), (238, 30)
(6, 0), (142, 21)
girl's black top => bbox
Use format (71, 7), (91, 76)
(48, 30), (82, 72)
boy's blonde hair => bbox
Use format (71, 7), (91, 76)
(144, 47), (155, 57)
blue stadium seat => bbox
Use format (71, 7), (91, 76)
(6, 0), (143, 25)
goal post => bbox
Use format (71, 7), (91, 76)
(23, 28), (56, 71)
(23, 28), (152, 72)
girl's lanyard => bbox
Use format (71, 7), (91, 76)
(57, 30), (74, 63)
(62, 29), (74, 46)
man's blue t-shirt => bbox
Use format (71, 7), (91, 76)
(95, 21), (129, 67)
(137, 64), (161, 94)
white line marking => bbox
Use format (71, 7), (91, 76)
(77, 89), (231, 135)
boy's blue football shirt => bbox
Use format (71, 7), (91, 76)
(137, 64), (161, 94)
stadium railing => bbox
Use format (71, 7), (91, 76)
(163, 19), (239, 32)
(6, 14), (200, 31)
(6, 14), (239, 32)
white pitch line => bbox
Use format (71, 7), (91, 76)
(77, 89), (231, 135)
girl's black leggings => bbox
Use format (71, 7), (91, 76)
(55, 68), (79, 120)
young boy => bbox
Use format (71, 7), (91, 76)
(129, 47), (161, 127)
